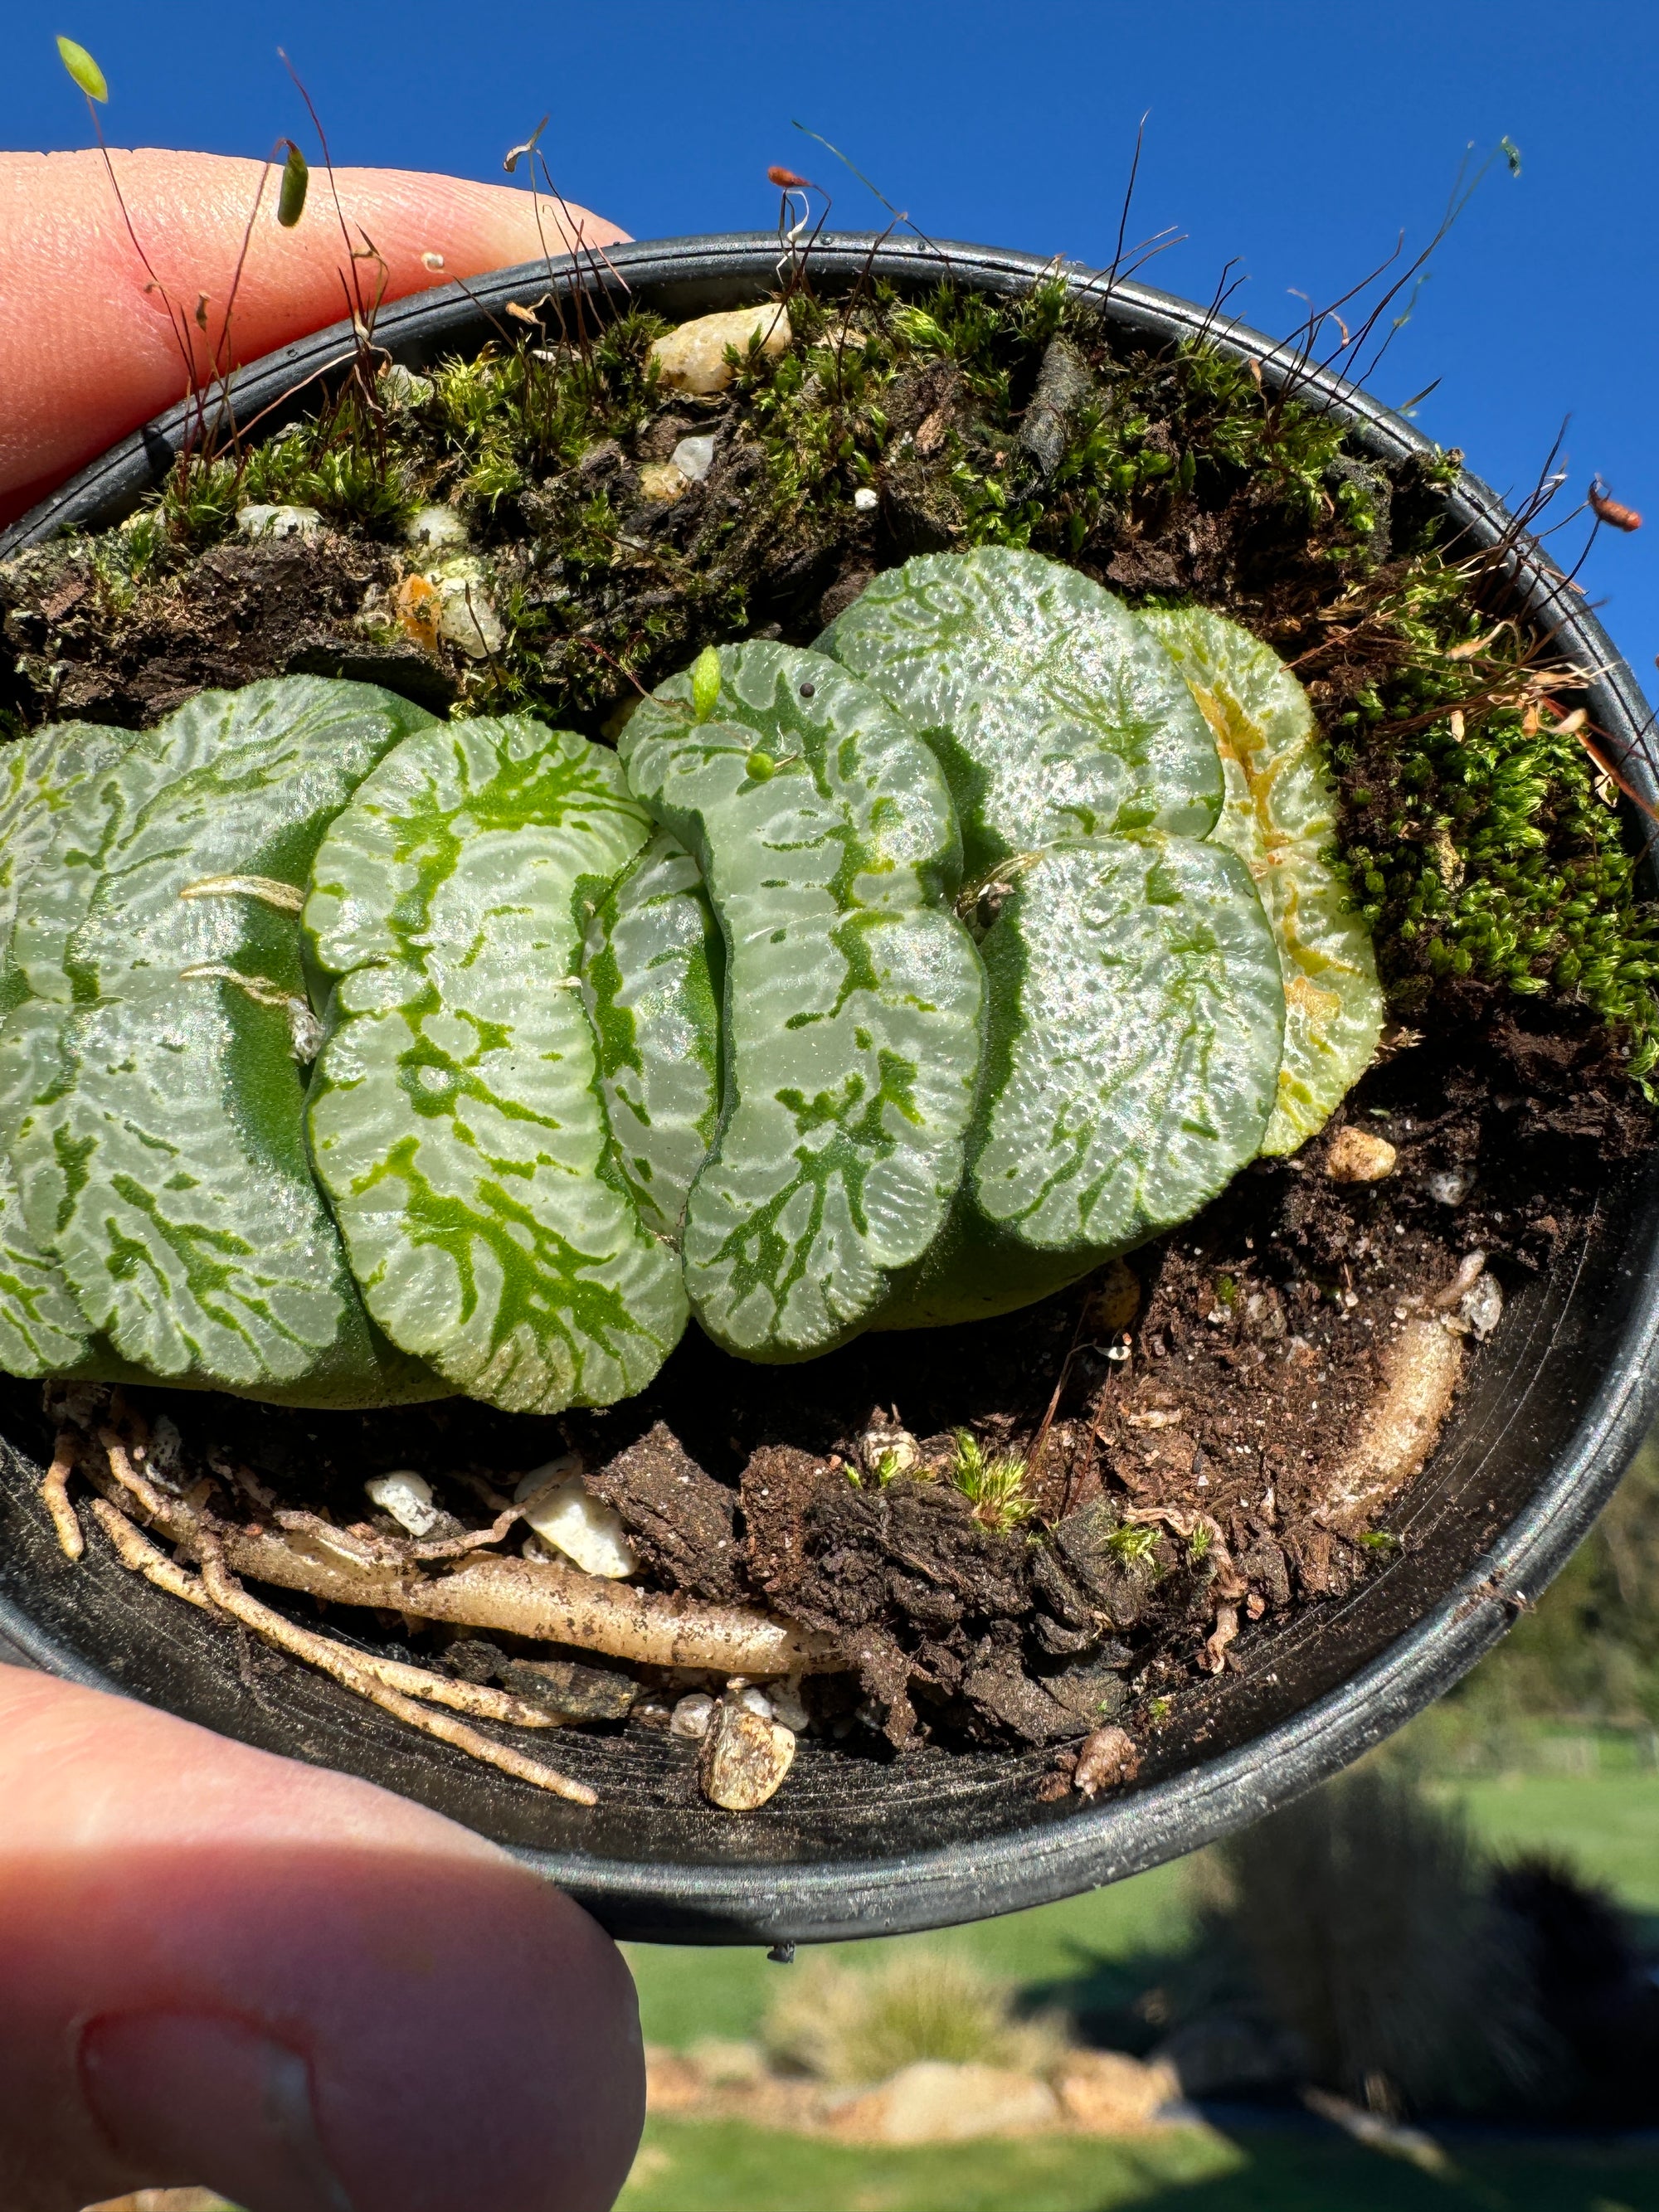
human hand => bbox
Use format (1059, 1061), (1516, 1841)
(0, 148), (628, 527)
(0, 1665), (644, 2212)
(0, 145), (641, 2212)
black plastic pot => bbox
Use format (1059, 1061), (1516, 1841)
(2, 234), (1656, 1947)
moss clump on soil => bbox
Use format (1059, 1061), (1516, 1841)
(3, 272), (1652, 1080)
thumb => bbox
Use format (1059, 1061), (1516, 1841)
(0, 1665), (643, 2212)
(0, 148), (629, 525)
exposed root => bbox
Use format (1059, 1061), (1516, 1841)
(91, 1424), (836, 1675)
(89, 1495), (210, 1606)
(87, 1494), (573, 1732)
(1321, 1318), (1464, 1523)
(195, 1536), (597, 1803)
(1202, 1602), (1240, 1675)
(41, 1430), (85, 1560)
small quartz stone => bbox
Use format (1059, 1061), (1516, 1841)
(404, 503), (469, 550)
(236, 503), (324, 541)
(649, 304), (792, 396)
(699, 1699), (797, 1810)
(769, 1677), (810, 1732)
(732, 1681), (775, 1720)
(1458, 1271), (1504, 1340)
(1324, 1127), (1398, 1183)
(670, 1692), (717, 1739)
(379, 362), (435, 411)
(364, 1469), (440, 1538)
(853, 486), (878, 512)
(515, 1461), (640, 1578)
(670, 434), (717, 481)
(637, 462), (688, 504)
(433, 561), (506, 659)
(858, 1422), (919, 1480)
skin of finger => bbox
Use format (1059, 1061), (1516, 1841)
(0, 149), (628, 519)
(0, 1666), (644, 2212)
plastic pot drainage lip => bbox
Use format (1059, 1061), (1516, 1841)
(2, 233), (1657, 1947)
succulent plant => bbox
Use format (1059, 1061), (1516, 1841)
(0, 556), (1375, 1412)
(816, 546), (1222, 870)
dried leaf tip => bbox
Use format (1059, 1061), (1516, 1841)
(56, 35), (107, 102)
(277, 142), (309, 230)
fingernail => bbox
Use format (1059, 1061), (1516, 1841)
(80, 2011), (356, 2212)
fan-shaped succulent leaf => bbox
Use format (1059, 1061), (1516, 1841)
(1145, 606), (1384, 1153)
(816, 547), (1223, 875)
(0, 721), (139, 1378)
(580, 829), (723, 1242)
(2, 678), (441, 1403)
(305, 716), (687, 1413)
(881, 835), (1283, 1326)
(621, 642), (984, 1359)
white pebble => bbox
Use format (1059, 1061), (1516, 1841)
(404, 503), (469, 550)
(1428, 1168), (1473, 1206)
(649, 304), (791, 395)
(236, 503), (324, 542)
(853, 486), (879, 512)
(433, 560), (505, 658)
(365, 1469), (440, 1538)
(732, 1682), (775, 1721)
(670, 1693), (717, 1739)
(670, 434), (717, 482)
(515, 1461), (639, 1578)
(1460, 1271), (1504, 1340)
(769, 1678), (810, 1733)
(380, 363), (434, 411)
(700, 1701), (797, 1811)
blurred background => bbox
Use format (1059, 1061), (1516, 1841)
(17, 0), (1654, 2203)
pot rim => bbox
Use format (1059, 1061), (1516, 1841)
(2, 232), (1656, 1945)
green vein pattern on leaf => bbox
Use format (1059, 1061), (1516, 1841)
(816, 547), (1224, 875)
(1, 678), (439, 1402)
(580, 828), (723, 1243)
(621, 642), (985, 1360)
(305, 714), (687, 1413)
(883, 834), (1283, 1326)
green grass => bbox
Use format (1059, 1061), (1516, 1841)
(1434, 1767), (1659, 1910)
(620, 2117), (1659, 2212)
(625, 1752), (1659, 2053)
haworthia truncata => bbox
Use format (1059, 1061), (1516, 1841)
(580, 829), (723, 1242)
(816, 547), (1223, 876)
(305, 715), (688, 1414)
(1145, 605), (1384, 1154)
(2, 678), (442, 1404)
(880, 834), (1285, 1327)
(0, 721), (141, 1378)
(621, 642), (985, 1360)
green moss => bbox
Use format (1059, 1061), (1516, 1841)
(75, 270), (1658, 1092)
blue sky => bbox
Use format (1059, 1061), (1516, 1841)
(8, 0), (1657, 688)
